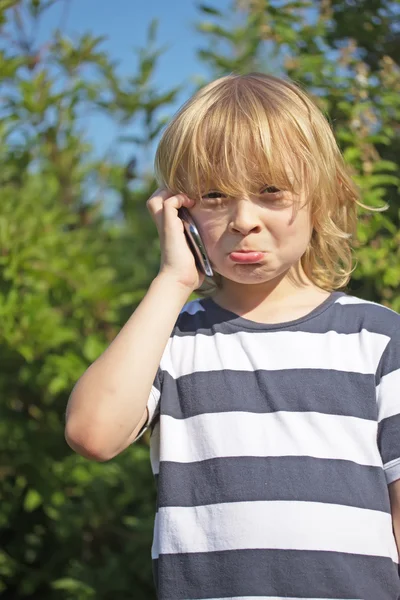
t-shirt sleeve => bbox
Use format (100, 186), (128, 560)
(131, 366), (163, 443)
(376, 331), (400, 484)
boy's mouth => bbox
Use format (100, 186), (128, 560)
(229, 250), (265, 263)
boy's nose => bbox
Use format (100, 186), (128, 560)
(228, 199), (263, 235)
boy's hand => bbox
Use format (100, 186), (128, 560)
(147, 188), (206, 292)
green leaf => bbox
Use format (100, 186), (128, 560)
(0, 0), (20, 11)
(83, 335), (106, 362)
(147, 18), (159, 44)
(343, 147), (361, 163)
(197, 3), (222, 16)
(372, 160), (398, 173)
(24, 489), (42, 512)
(51, 578), (95, 595)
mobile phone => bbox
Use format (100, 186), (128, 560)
(178, 207), (214, 277)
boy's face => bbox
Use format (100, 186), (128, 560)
(191, 186), (313, 286)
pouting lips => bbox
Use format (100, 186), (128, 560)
(229, 251), (265, 263)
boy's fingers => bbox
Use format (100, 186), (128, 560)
(163, 193), (194, 212)
(147, 189), (195, 232)
(147, 189), (172, 233)
(162, 195), (190, 230)
(146, 188), (170, 216)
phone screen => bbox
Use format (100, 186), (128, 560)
(178, 207), (213, 277)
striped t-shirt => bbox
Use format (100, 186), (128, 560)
(135, 291), (400, 600)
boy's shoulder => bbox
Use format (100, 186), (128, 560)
(334, 293), (400, 339)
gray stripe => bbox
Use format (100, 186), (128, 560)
(154, 367), (162, 392)
(152, 548), (400, 600)
(379, 412), (400, 465)
(156, 455), (390, 513)
(174, 293), (400, 337)
(376, 333), (400, 379)
(161, 369), (377, 421)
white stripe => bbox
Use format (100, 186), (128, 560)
(336, 295), (399, 319)
(148, 385), (160, 421)
(162, 330), (389, 378)
(376, 368), (400, 421)
(335, 295), (393, 310)
(132, 385), (160, 442)
(384, 457), (400, 484)
(151, 500), (397, 562)
(335, 295), (372, 305)
(160, 411), (382, 467)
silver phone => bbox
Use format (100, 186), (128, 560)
(178, 207), (213, 277)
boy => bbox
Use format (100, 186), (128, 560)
(65, 73), (400, 600)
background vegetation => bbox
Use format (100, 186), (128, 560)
(0, 0), (399, 598)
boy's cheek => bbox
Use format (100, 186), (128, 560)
(197, 218), (223, 247)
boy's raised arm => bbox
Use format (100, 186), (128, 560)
(65, 274), (191, 461)
(65, 189), (203, 461)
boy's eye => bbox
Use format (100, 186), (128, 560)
(261, 185), (281, 194)
(200, 191), (229, 207)
(201, 191), (226, 199)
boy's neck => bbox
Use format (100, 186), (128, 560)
(212, 268), (331, 324)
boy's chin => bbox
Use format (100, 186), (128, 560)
(217, 265), (280, 285)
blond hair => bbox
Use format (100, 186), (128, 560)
(155, 72), (362, 292)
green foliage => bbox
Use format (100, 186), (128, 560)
(0, 0), (399, 599)
(0, 2), (170, 598)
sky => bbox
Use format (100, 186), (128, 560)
(36, 0), (233, 168)
(40, 0), (225, 91)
